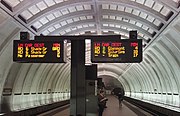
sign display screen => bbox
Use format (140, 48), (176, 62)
(13, 40), (64, 63)
(91, 38), (142, 63)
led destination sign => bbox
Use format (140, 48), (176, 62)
(91, 39), (142, 63)
(13, 40), (64, 63)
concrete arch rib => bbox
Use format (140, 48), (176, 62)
(98, 64), (124, 76)
(102, 20), (153, 38)
(153, 0), (179, 11)
(146, 50), (174, 93)
(66, 28), (128, 38)
(100, 0), (178, 13)
(41, 63), (60, 92)
(58, 26), (145, 42)
(128, 67), (142, 92)
(43, 19), (95, 35)
(160, 37), (180, 67)
(142, 59), (162, 93)
(154, 42), (180, 91)
(29, 63), (49, 106)
(130, 65), (146, 92)
(59, 68), (70, 93)
(37, 64), (53, 92)
(139, 62), (157, 92)
(12, 0), (90, 13)
(52, 64), (68, 93)
(98, 0), (168, 23)
(124, 61), (154, 94)
(56, 66), (70, 92)
(49, 63), (69, 101)
(64, 73), (71, 99)
(3, 63), (22, 92)
(42, 63), (68, 104)
(56, 72), (70, 100)
(148, 49), (178, 94)
(122, 72), (136, 95)
(36, 64), (54, 105)
(41, 64), (61, 104)
(108, 63), (129, 71)
(49, 20), (96, 34)
(55, 65), (70, 100)
(98, 64), (129, 91)
(151, 45), (180, 106)
(127, 66), (149, 99)
(101, 26), (149, 42)
(100, 27), (146, 41)
(30, 64), (48, 92)
(61, 72), (70, 90)
(102, 26), (152, 41)
(20, 64), (41, 108)
(22, 64), (41, 93)
(11, 64), (33, 111)
(13, 64), (32, 94)
(132, 64), (151, 93)
(135, 64), (154, 92)
(61, 72), (70, 100)
(54, 64), (70, 93)
(57, 27), (97, 35)
(153, 46), (180, 93)
(21, 0), (93, 24)
(98, 71), (127, 92)
(101, 10), (160, 31)
(165, 29), (180, 50)
(35, 11), (95, 32)
(50, 63), (70, 92)
(120, 75), (131, 94)
(2, 63), (22, 111)
(131, 64), (156, 100)
(145, 54), (168, 93)
(123, 69), (142, 93)
(50, 63), (70, 101)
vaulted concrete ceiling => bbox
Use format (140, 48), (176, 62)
(0, 0), (180, 112)
(0, 0), (180, 87)
(1, 0), (179, 43)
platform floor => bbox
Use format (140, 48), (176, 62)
(103, 96), (137, 116)
(52, 108), (69, 116)
(52, 95), (137, 116)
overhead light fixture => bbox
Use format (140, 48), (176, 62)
(85, 39), (91, 44)
(0, 113), (5, 116)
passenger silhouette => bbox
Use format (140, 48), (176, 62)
(117, 92), (123, 108)
(98, 90), (108, 116)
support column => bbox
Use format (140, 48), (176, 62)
(70, 39), (86, 116)
(85, 64), (98, 115)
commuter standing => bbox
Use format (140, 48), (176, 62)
(98, 90), (108, 116)
(117, 92), (123, 108)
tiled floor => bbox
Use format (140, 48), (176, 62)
(103, 96), (137, 116)
(52, 95), (137, 116)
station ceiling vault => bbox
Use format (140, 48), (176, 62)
(1, 0), (179, 74)
(0, 0), (180, 112)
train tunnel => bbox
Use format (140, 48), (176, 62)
(0, 0), (180, 115)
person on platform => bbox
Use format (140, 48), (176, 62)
(98, 90), (108, 116)
(117, 92), (123, 108)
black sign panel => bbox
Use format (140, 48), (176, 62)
(13, 40), (64, 63)
(91, 38), (142, 63)
(85, 64), (97, 80)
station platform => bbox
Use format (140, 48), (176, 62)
(42, 95), (143, 116)
(52, 108), (69, 116)
(103, 96), (137, 116)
